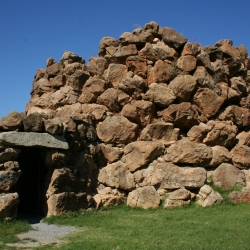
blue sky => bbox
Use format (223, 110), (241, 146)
(0, 0), (250, 118)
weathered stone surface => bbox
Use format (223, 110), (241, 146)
(119, 29), (154, 46)
(51, 75), (66, 89)
(27, 107), (56, 119)
(124, 141), (164, 172)
(55, 103), (82, 119)
(154, 42), (178, 60)
(220, 43), (241, 59)
(177, 55), (197, 73)
(98, 161), (135, 191)
(0, 148), (21, 163)
(105, 64), (127, 88)
(209, 146), (232, 167)
(121, 100), (156, 127)
(95, 185), (126, 207)
(218, 105), (250, 129)
(192, 88), (224, 118)
(166, 138), (212, 166)
(97, 88), (130, 112)
(66, 70), (90, 91)
(213, 163), (245, 190)
(112, 44), (138, 60)
(23, 113), (44, 132)
(0, 132), (69, 149)
(0, 161), (21, 191)
(0, 111), (25, 131)
(203, 121), (237, 148)
(169, 75), (197, 102)
(36, 86), (79, 109)
(181, 42), (201, 56)
(87, 57), (108, 77)
(147, 60), (173, 84)
(78, 78), (106, 104)
(143, 83), (176, 108)
(118, 72), (146, 97)
(81, 104), (108, 121)
(236, 131), (250, 146)
(161, 102), (200, 130)
(47, 192), (89, 216)
(134, 162), (206, 190)
(98, 37), (119, 57)
(97, 116), (138, 144)
(164, 188), (191, 208)
(162, 27), (188, 49)
(140, 122), (179, 143)
(193, 66), (213, 87)
(127, 186), (160, 209)
(197, 185), (223, 207)
(60, 51), (85, 66)
(230, 77), (247, 95)
(0, 193), (19, 219)
(230, 144), (250, 169)
(187, 123), (212, 143)
(44, 118), (64, 135)
(47, 62), (62, 78)
(98, 144), (123, 164)
(32, 78), (51, 96)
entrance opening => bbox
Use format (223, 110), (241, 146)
(12, 147), (47, 217)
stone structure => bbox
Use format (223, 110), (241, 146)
(1, 21), (250, 219)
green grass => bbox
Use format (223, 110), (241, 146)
(34, 203), (250, 250)
(0, 219), (31, 249)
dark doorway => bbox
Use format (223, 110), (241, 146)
(12, 147), (47, 217)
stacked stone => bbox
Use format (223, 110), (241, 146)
(1, 21), (250, 218)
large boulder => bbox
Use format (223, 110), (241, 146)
(0, 193), (19, 219)
(139, 122), (179, 144)
(213, 163), (245, 190)
(192, 88), (224, 118)
(78, 78), (107, 104)
(0, 111), (25, 131)
(0, 161), (21, 191)
(203, 121), (237, 148)
(161, 102), (200, 130)
(97, 88), (130, 112)
(147, 60), (173, 84)
(0, 148), (21, 163)
(187, 123), (212, 143)
(126, 56), (147, 78)
(197, 185), (223, 207)
(0, 132), (69, 149)
(95, 185), (126, 207)
(98, 161), (135, 191)
(209, 146), (232, 167)
(121, 100), (156, 127)
(134, 162), (206, 190)
(177, 55), (197, 73)
(97, 116), (138, 144)
(164, 188), (192, 208)
(23, 113), (44, 132)
(166, 138), (212, 166)
(127, 186), (160, 209)
(143, 83), (176, 108)
(46, 192), (89, 217)
(105, 64), (127, 88)
(124, 141), (164, 172)
(168, 75), (197, 102)
(230, 144), (250, 169)
(162, 27), (188, 49)
(87, 57), (108, 77)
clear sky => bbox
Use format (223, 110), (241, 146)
(0, 0), (250, 118)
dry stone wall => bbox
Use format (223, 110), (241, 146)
(1, 21), (250, 218)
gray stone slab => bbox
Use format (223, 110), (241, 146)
(0, 132), (69, 150)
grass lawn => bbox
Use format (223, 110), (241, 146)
(35, 203), (250, 250)
(0, 219), (31, 249)
(1, 202), (250, 250)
